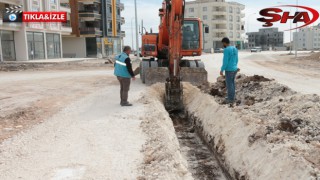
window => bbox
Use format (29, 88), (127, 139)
(108, 22), (112, 32)
(203, 15), (207, 20)
(189, 8), (194, 13)
(46, 33), (61, 59)
(237, 16), (240, 22)
(1, 31), (15, 61)
(27, 32), (45, 60)
(237, 32), (240, 38)
(237, 7), (240, 13)
(117, 8), (120, 16)
(229, 15), (233, 21)
(229, 23), (233, 30)
(182, 20), (200, 50)
(237, 24), (240, 30)
(229, 7), (233, 13)
(229, 32), (233, 38)
(203, 7), (207, 11)
(117, 22), (121, 32)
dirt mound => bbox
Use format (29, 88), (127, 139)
(184, 83), (320, 179)
(204, 74), (296, 106)
(201, 74), (320, 174)
(304, 52), (320, 61)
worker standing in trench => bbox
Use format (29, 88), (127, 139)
(220, 37), (239, 104)
(114, 46), (136, 106)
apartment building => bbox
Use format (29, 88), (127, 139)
(247, 28), (284, 50)
(185, 0), (245, 52)
(63, 0), (125, 58)
(0, 0), (72, 61)
(293, 24), (320, 50)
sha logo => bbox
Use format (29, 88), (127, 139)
(257, 5), (320, 31)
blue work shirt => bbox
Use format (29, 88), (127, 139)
(221, 46), (238, 72)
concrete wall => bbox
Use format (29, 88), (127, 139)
(62, 37), (86, 58)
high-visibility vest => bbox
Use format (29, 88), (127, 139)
(114, 52), (131, 78)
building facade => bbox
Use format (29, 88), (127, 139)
(185, 0), (245, 52)
(246, 28), (284, 50)
(293, 24), (320, 50)
(63, 0), (125, 58)
(0, 0), (72, 61)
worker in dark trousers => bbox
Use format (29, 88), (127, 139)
(114, 46), (136, 106)
(220, 37), (239, 104)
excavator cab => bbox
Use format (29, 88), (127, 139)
(182, 19), (202, 56)
(141, 34), (158, 57)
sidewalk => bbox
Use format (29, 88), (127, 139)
(2, 58), (98, 64)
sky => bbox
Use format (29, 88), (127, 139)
(121, 0), (320, 49)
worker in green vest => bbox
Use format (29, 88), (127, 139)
(114, 46), (136, 106)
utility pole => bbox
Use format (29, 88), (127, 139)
(134, 0), (140, 60)
(295, 0), (298, 59)
(131, 17), (134, 50)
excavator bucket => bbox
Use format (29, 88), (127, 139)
(140, 60), (208, 86)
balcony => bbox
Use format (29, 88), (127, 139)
(60, 3), (71, 13)
(212, 18), (227, 24)
(211, 11), (227, 16)
(79, 11), (102, 21)
(121, 31), (125, 37)
(0, 0), (21, 5)
(80, 27), (102, 36)
(0, 18), (21, 31)
(78, 0), (101, 3)
(212, 28), (227, 33)
(120, 3), (124, 10)
(61, 21), (72, 34)
(121, 17), (125, 25)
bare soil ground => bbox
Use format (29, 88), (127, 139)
(254, 52), (320, 78)
(0, 59), (113, 72)
(0, 62), (114, 142)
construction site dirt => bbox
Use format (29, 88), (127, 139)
(171, 112), (229, 180)
(0, 52), (320, 179)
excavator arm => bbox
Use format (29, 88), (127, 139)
(140, 0), (208, 112)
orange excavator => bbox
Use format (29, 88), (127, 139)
(139, 0), (208, 111)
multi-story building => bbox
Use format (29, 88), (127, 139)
(185, 0), (245, 52)
(63, 0), (125, 58)
(293, 24), (320, 50)
(247, 28), (284, 50)
(0, 0), (72, 61)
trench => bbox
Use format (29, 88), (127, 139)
(170, 111), (231, 180)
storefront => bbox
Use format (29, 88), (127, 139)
(1, 31), (16, 61)
(46, 33), (61, 59)
(27, 32), (45, 60)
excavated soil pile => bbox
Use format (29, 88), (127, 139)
(203, 74), (296, 106)
(304, 52), (320, 61)
(198, 74), (320, 178)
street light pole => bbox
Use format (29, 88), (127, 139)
(295, 0), (298, 59)
(131, 17), (134, 50)
(247, 13), (256, 48)
(278, 2), (293, 54)
(134, 0), (140, 60)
